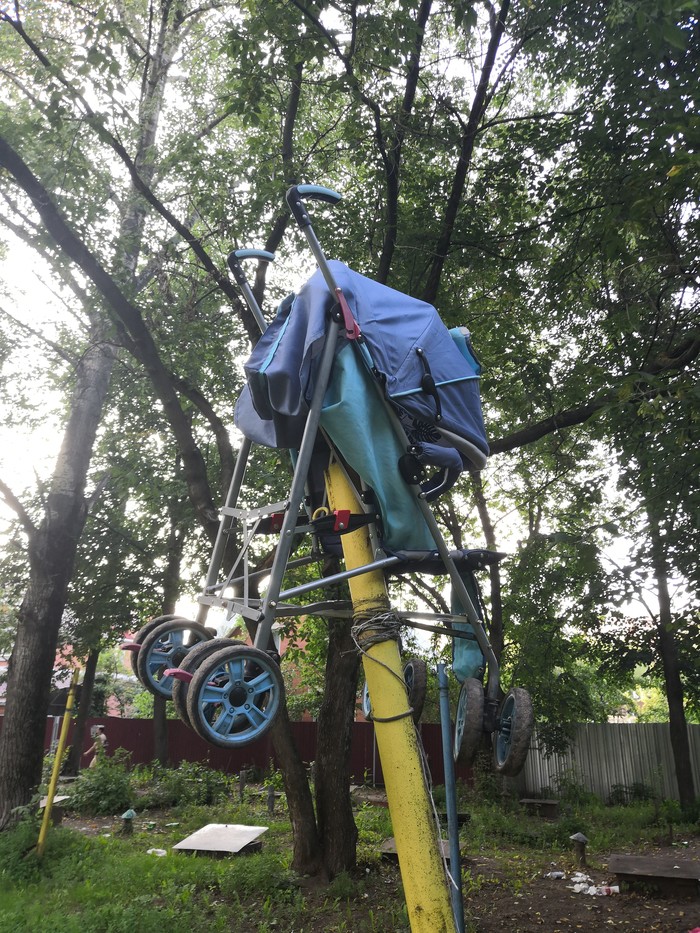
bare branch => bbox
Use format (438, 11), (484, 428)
(0, 304), (77, 365)
(422, 0), (512, 303)
(0, 478), (36, 537)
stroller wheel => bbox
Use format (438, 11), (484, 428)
(403, 658), (428, 723)
(362, 658), (427, 724)
(136, 619), (213, 698)
(453, 678), (484, 765)
(492, 687), (534, 776)
(361, 681), (372, 721)
(123, 615), (188, 678)
(171, 637), (245, 727)
(186, 645), (285, 748)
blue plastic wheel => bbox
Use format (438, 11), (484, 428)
(124, 615), (187, 678)
(136, 619), (212, 698)
(171, 637), (244, 727)
(186, 645), (284, 748)
(492, 687), (534, 776)
(453, 677), (484, 765)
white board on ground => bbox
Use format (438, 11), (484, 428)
(173, 823), (268, 854)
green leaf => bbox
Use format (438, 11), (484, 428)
(661, 23), (687, 50)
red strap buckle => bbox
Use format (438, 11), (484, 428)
(270, 512), (285, 532)
(333, 509), (351, 532)
(335, 288), (361, 340)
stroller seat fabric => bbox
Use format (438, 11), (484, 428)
(235, 262), (489, 550)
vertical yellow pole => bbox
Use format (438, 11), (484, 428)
(37, 667), (80, 857)
(326, 463), (456, 933)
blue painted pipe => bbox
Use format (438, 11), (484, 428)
(438, 662), (465, 933)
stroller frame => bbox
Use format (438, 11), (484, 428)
(123, 187), (534, 769)
(123, 185), (535, 933)
(196, 185), (500, 711)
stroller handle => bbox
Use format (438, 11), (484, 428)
(227, 249), (274, 335)
(231, 249), (276, 262)
(287, 184), (342, 227)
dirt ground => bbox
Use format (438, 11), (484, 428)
(59, 811), (700, 932)
(463, 842), (700, 933)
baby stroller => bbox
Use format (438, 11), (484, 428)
(125, 185), (533, 778)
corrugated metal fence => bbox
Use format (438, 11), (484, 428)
(520, 723), (700, 802)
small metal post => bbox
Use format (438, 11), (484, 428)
(570, 832), (588, 867)
(267, 784), (276, 816)
(239, 769), (248, 802)
(121, 809), (136, 835)
(37, 668), (80, 858)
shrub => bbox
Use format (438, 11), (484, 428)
(550, 768), (599, 808)
(133, 761), (233, 809)
(607, 781), (656, 806)
(67, 749), (133, 815)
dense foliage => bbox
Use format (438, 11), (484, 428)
(0, 0), (697, 828)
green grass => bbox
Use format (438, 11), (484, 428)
(2, 760), (696, 932)
(0, 821), (301, 933)
(0, 780), (407, 933)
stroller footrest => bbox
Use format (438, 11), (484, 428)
(387, 548), (507, 575)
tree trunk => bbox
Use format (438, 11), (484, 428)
(422, 0), (511, 304)
(151, 492), (188, 766)
(648, 511), (696, 810)
(64, 647), (100, 775)
(472, 474), (504, 664)
(314, 618), (361, 878)
(153, 695), (168, 766)
(270, 706), (323, 875)
(0, 323), (115, 828)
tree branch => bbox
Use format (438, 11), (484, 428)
(422, 0), (511, 304)
(376, 0), (433, 283)
(0, 304), (77, 365)
(1, 12), (260, 342)
(489, 399), (607, 454)
(0, 479), (36, 537)
(170, 374), (235, 492)
(0, 134), (220, 538)
(490, 337), (700, 454)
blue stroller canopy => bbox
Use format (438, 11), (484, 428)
(235, 262), (489, 549)
(236, 262), (488, 458)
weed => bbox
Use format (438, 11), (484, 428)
(66, 748), (133, 815)
(328, 870), (357, 900)
(355, 802), (392, 865)
(550, 767), (599, 808)
(262, 762), (285, 792)
(132, 760), (234, 808)
(607, 780), (656, 805)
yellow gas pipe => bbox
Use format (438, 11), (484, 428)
(326, 462), (457, 933)
(37, 667), (80, 857)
